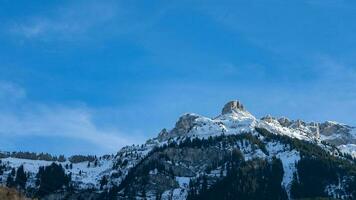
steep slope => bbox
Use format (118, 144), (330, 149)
(0, 100), (355, 200)
(260, 115), (356, 158)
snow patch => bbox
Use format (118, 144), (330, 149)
(266, 142), (300, 200)
(338, 144), (356, 158)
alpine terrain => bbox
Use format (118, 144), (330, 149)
(0, 100), (355, 200)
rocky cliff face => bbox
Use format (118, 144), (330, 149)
(156, 100), (355, 150)
(221, 100), (244, 114)
(260, 114), (356, 148)
(0, 100), (355, 200)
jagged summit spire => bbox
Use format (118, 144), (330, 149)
(221, 100), (244, 115)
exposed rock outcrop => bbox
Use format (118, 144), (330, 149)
(319, 121), (356, 145)
(221, 100), (244, 115)
(278, 117), (292, 127)
(170, 114), (199, 137)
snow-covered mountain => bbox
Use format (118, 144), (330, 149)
(156, 100), (355, 156)
(0, 100), (355, 200)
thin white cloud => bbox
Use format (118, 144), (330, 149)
(0, 81), (138, 153)
(0, 81), (26, 101)
(9, 1), (120, 40)
(314, 55), (356, 82)
(0, 106), (131, 151)
(7, 0), (168, 43)
(306, 0), (349, 8)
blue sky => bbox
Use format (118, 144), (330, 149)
(1, 0), (356, 155)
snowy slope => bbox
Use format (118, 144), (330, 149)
(0, 156), (115, 189)
(155, 101), (355, 158)
(0, 100), (355, 199)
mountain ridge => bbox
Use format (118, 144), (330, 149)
(0, 100), (355, 200)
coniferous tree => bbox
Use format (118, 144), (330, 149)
(291, 157), (338, 199)
(15, 165), (27, 189)
(187, 159), (288, 200)
(10, 168), (15, 176)
(6, 170), (15, 188)
(100, 175), (108, 190)
(107, 184), (119, 200)
(36, 163), (71, 197)
(6, 168), (16, 188)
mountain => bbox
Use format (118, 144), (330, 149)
(0, 100), (355, 200)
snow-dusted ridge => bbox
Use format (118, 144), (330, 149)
(155, 101), (355, 158)
(0, 100), (355, 199)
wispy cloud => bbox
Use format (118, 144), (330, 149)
(310, 54), (356, 99)
(314, 55), (356, 82)
(0, 81), (26, 100)
(9, 1), (120, 41)
(306, 0), (349, 8)
(0, 81), (139, 154)
(255, 54), (356, 124)
(7, 0), (166, 43)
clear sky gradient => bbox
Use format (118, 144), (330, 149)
(1, 0), (356, 155)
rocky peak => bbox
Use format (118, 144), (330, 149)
(261, 115), (275, 123)
(295, 120), (306, 128)
(157, 128), (169, 138)
(278, 117), (292, 127)
(170, 113), (200, 137)
(221, 100), (244, 115)
(319, 121), (352, 136)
